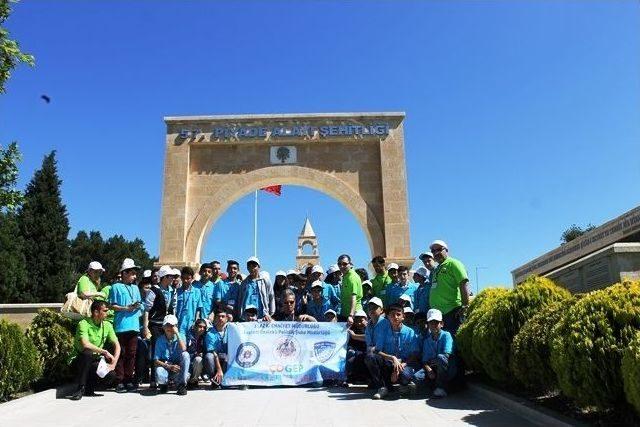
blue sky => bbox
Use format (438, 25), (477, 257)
(1, 1), (639, 289)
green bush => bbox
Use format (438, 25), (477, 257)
(0, 319), (42, 401)
(25, 309), (76, 387)
(623, 331), (640, 415)
(471, 276), (571, 384)
(550, 281), (640, 409)
(510, 300), (573, 392)
(457, 287), (509, 372)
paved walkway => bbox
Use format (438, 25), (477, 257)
(0, 385), (538, 427)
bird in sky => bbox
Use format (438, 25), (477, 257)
(41, 95), (51, 103)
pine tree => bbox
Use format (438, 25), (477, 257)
(18, 151), (72, 302)
(0, 211), (28, 302)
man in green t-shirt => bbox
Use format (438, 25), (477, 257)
(69, 300), (121, 400)
(370, 255), (392, 299)
(428, 240), (469, 336)
(77, 261), (107, 300)
(338, 254), (363, 325)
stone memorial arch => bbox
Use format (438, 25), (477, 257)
(158, 112), (413, 268)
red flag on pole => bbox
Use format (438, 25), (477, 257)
(261, 185), (282, 196)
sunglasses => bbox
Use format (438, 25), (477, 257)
(338, 262), (349, 267)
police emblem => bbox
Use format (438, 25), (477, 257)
(314, 341), (337, 363)
(235, 342), (260, 368)
(273, 336), (300, 361)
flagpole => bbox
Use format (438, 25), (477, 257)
(254, 190), (258, 257)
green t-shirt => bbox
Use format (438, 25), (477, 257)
(340, 268), (363, 315)
(76, 274), (99, 295)
(371, 272), (391, 299)
(429, 257), (468, 315)
(100, 285), (115, 323)
(74, 317), (117, 355)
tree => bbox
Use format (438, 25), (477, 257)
(0, 211), (27, 302)
(0, 0), (34, 94)
(18, 152), (72, 302)
(0, 142), (22, 210)
(561, 223), (596, 244)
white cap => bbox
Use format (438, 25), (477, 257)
(429, 240), (448, 251)
(275, 270), (287, 278)
(120, 258), (140, 272)
(326, 264), (339, 275)
(246, 256), (261, 267)
(399, 294), (412, 302)
(362, 280), (372, 287)
(324, 309), (337, 316)
(419, 251), (434, 260)
(157, 265), (174, 278)
(286, 269), (299, 276)
(387, 263), (399, 271)
(143, 269), (152, 278)
(354, 309), (367, 318)
(311, 265), (324, 274)
(368, 297), (383, 308)
(171, 268), (181, 277)
(415, 267), (429, 278)
(87, 261), (105, 272)
(403, 307), (414, 314)
(310, 280), (324, 289)
(245, 304), (258, 312)
(426, 308), (443, 322)
(163, 314), (178, 326)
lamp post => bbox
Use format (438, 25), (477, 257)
(475, 266), (487, 295)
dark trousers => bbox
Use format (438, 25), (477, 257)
(135, 337), (150, 384)
(347, 350), (370, 384)
(364, 353), (416, 388)
(443, 307), (463, 336)
(115, 331), (138, 384)
(73, 352), (116, 392)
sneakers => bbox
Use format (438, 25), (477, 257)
(115, 383), (127, 393)
(149, 381), (157, 390)
(372, 387), (388, 400)
(83, 390), (103, 397)
(432, 387), (447, 398)
(239, 384), (250, 390)
(159, 384), (168, 394)
(125, 382), (138, 392)
(399, 381), (417, 396)
(177, 385), (187, 396)
(69, 386), (84, 401)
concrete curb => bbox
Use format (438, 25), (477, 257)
(468, 382), (584, 427)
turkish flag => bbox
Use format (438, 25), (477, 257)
(261, 185), (282, 196)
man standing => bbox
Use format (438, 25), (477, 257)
(429, 240), (469, 335)
(370, 256), (391, 299)
(77, 261), (107, 301)
(204, 308), (229, 389)
(175, 267), (203, 339)
(413, 266), (431, 314)
(236, 257), (274, 320)
(194, 263), (216, 319)
(154, 314), (190, 395)
(109, 258), (143, 393)
(214, 260), (238, 315)
(309, 265), (340, 311)
(337, 254), (363, 325)
(69, 300), (121, 400)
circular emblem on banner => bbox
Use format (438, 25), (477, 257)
(273, 335), (300, 361)
(235, 342), (260, 368)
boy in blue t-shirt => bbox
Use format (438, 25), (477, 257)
(384, 266), (418, 307)
(306, 281), (332, 321)
(175, 267), (203, 339)
(154, 314), (190, 395)
(413, 308), (457, 398)
(365, 303), (420, 400)
(204, 308), (228, 389)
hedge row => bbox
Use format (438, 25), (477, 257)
(458, 278), (640, 414)
(0, 310), (76, 400)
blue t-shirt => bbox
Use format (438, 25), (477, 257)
(242, 279), (262, 313)
(109, 282), (143, 333)
(414, 283), (432, 314)
(175, 286), (203, 337)
(422, 330), (454, 363)
(204, 326), (228, 356)
(323, 284), (341, 311)
(194, 279), (216, 317)
(365, 315), (388, 349)
(216, 278), (240, 308)
(154, 333), (184, 362)
(384, 282), (418, 307)
(306, 297), (332, 321)
(374, 322), (420, 361)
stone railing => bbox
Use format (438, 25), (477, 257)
(0, 303), (62, 328)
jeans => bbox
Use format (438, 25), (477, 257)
(414, 354), (457, 390)
(443, 307), (463, 337)
(155, 351), (191, 386)
(190, 355), (205, 383)
(364, 353), (416, 388)
(204, 353), (227, 378)
(135, 337), (150, 384)
(346, 350), (370, 383)
(115, 331), (138, 384)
